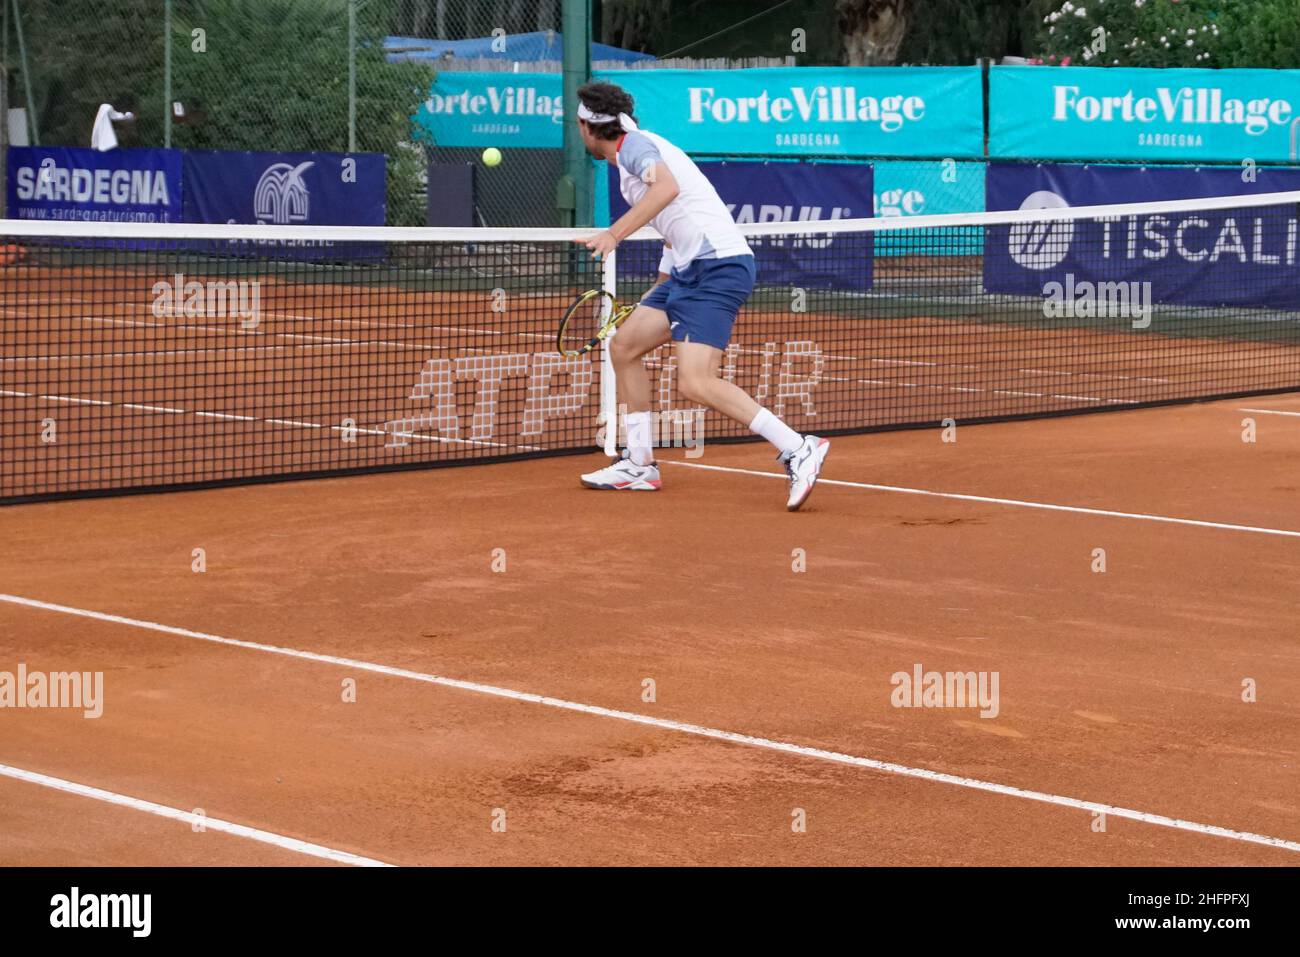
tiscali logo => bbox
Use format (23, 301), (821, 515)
(1008, 190), (1073, 270)
(254, 161), (314, 224)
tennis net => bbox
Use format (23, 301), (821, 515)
(3, 191), (1300, 503)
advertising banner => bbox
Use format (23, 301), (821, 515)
(418, 67), (984, 159)
(984, 162), (1300, 310)
(609, 159), (873, 290)
(6, 146), (182, 223)
(989, 66), (1300, 164)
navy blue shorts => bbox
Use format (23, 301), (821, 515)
(639, 254), (756, 351)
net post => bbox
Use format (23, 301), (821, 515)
(600, 248), (618, 457)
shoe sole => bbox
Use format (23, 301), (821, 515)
(580, 478), (662, 491)
(786, 439), (830, 512)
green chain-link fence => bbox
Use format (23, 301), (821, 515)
(0, 1), (569, 225)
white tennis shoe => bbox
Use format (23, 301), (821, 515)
(779, 436), (830, 511)
(580, 454), (662, 491)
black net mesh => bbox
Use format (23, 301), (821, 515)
(3, 193), (1299, 503)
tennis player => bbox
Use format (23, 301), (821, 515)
(573, 81), (830, 511)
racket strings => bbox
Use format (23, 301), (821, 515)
(559, 291), (615, 355)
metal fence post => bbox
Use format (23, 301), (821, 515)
(559, 0), (591, 227)
(164, 0), (172, 148)
(11, 0), (37, 145)
(348, 0), (356, 153)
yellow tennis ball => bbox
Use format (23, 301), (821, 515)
(482, 147), (502, 167)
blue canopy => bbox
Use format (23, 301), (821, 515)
(386, 31), (653, 64)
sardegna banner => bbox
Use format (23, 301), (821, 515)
(989, 66), (1300, 164)
(5, 146), (182, 223)
(983, 162), (1300, 310)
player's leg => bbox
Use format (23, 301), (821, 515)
(580, 304), (670, 491)
(609, 303), (670, 428)
(676, 340), (829, 511)
(670, 255), (830, 511)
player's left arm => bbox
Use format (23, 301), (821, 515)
(581, 163), (679, 258)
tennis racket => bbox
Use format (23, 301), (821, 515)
(556, 289), (636, 358)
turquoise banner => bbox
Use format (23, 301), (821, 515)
(990, 66), (1300, 163)
(873, 159), (984, 255)
(414, 73), (565, 148)
(610, 67), (983, 158)
(872, 160), (983, 218)
(416, 67), (984, 158)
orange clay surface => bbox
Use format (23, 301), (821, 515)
(1, 395), (1299, 865)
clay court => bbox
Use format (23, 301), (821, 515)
(2, 214), (1300, 867)
(2, 399), (1300, 865)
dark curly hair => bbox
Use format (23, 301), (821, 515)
(576, 81), (636, 140)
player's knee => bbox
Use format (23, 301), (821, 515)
(677, 371), (711, 405)
(609, 333), (639, 366)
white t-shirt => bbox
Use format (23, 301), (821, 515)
(616, 129), (752, 274)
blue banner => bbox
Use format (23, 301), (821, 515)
(984, 162), (1300, 310)
(182, 150), (385, 259)
(990, 66), (1300, 164)
(610, 160), (873, 290)
(5, 146), (181, 223)
(417, 67), (983, 158)
(182, 150), (385, 225)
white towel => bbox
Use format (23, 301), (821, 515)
(91, 104), (135, 151)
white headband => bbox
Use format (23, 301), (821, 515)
(577, 102), (639, 132)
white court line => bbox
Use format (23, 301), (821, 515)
(0, 386), (539, 452)
(1240, 407), (1300, 418)
(0, 762), (391, 867)
(663, 461), (1300, 539)
(1, 592), (1296, 855)
(798, 349), (1170, 386)
(817, 371), (1130, 406)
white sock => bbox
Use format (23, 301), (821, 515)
(749, 407), (802, 455)
(625, 411), (654, 465)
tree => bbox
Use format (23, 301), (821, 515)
(600, 0), (673, 53)
(1035, 0), (1223, 67)
(836, 0), (909, 66)
(1215, 1), (1300, 69)
(8, 0), (164, 147)
(895, 0), (1059, 65)
(159, 0), (433, 223)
